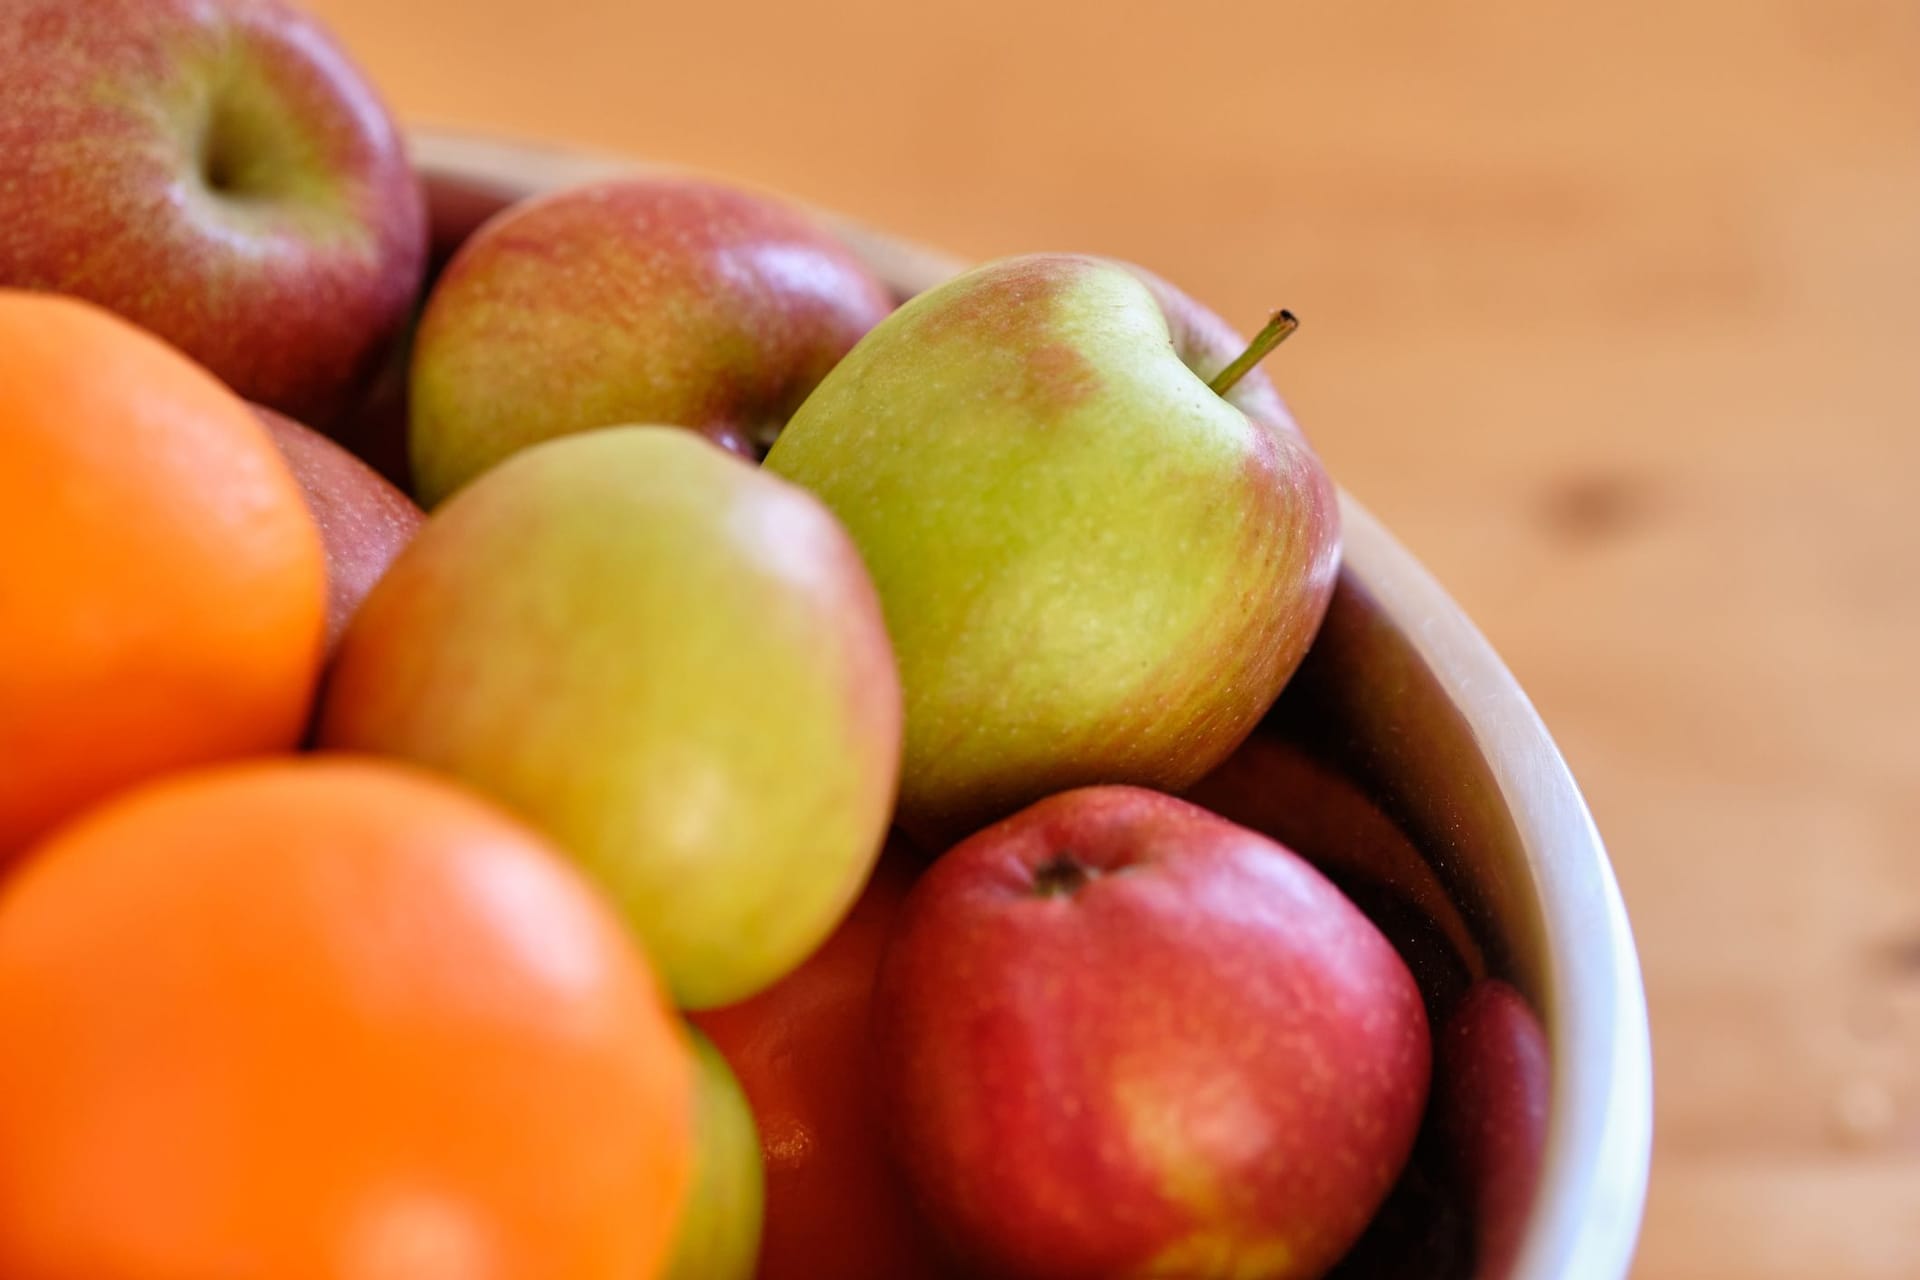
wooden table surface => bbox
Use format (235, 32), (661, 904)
(308, 1), (1920, 1274)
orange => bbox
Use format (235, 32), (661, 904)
(0, 756), (694, 1280)
(0, 290), (326, 856)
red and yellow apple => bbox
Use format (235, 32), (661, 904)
(318, 426), (902, 1009)
(0, 0), (427, 425)
(408, 175), (895, 504)
(765, 255), (1339, 841)
(873, 786), (1430, 1280)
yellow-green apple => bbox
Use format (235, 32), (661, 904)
(317, 426), (901, 1009)
(872, 786), (1428, 1280)
(1435, 980), (1550, 1280)
(663, 1029), (765, 1280)
(254, 407), (421, 657)
(408, 176), (895, 505)
(0, 0), (426, 425)
(693, 841), (954, 1280)
(765, 255), (1338, 841)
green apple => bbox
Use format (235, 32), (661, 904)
(408, 176), (895, 506)
(764, 254), (1338, 840)
(317, 426), (902, 1009)
(0, 0), (426, 426)
(664, 1029), (765, 1280)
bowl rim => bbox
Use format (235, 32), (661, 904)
(1330, 498), (1652, 1280)
(407, 128), (1654, 1280)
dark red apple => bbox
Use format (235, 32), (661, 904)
(692, 841), (952, 1280)
(0, 0), (427, 426)
(873, 786), (1431, 1280)
(1435, 980), (1550, 1279)
(254, 407), (421, 656)
(407, 175), (896, 505)
(1183, 731), (1485, 1012)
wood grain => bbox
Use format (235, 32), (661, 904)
(304, 0), (1920, 1273)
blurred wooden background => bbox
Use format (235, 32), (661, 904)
(307, 0), (1920, 1274)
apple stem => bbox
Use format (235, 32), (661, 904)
(1032, 855), (1095, 899)
(1207, 310), (1298, 397)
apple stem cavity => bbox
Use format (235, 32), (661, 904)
(1032, 855), (1095, 899)
(198, 105), (255, 197)
(1207, 309), (1299, 397)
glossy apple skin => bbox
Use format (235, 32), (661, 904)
(1436, 980), (1550, 1280)
(0, 0), (426, 425)
(765, 254), (1338, 842)
(254, 407), (421, 657)
(663, 1029), (765, 1280)
(692, 841), (953, 1280)
(873, 786), (1429, 1280)
(408, 176), (895, 505)
(317, 427), (902, 1009)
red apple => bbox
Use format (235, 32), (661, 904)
(254, 406), (422, 657)
(692, 841), (953, 1280)
(0, 0), (427, 426)
(1435, 980), (1550, 1280)
(407, 175), (896, 504)
(874, 786), (1431, 1280)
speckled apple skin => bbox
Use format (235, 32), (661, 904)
(254, 406), (421, 657)
(408, 177), (896, 505)
(765, 255), (1339, 842)
(873, 786), (1430, 1280)
(0, 0), (426, 424)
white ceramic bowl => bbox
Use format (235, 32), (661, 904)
(409, 131), (1653, 1280)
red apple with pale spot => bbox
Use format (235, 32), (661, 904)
(873, 786), (1430, 1280)
(407, 176), (895, 505)
(0, 0), (427, 426)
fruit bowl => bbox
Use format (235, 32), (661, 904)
(410, 131), (1652, 1280)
